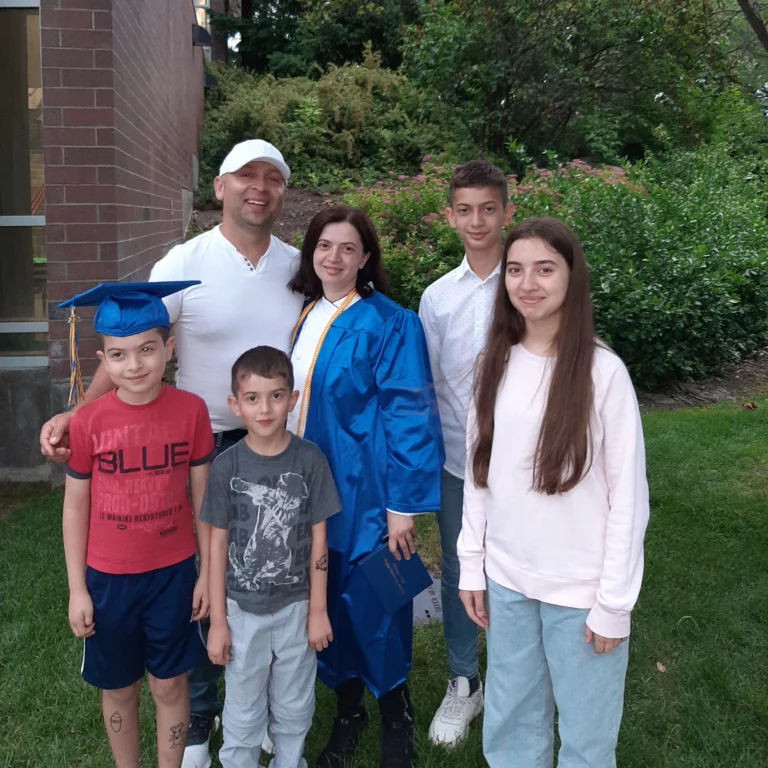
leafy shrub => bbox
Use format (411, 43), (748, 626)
(197, 53), (469, 205)
(345, 148), (768, 389)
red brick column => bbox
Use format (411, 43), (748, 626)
(41, 0), (204, 395)
(41, 0), (117, 382)
(111, 0), (204, 282)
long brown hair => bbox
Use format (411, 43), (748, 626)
(471, 217), (595, 495)
(288, 205), (389, 299)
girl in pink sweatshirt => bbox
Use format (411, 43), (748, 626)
(457, 217), (649, 768)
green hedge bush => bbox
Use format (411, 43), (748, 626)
(197, 54), (469, 205)
(345, 148), (768, 389)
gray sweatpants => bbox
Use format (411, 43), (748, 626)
(219, 598), (315, 768)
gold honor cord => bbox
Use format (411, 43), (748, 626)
(67, 306), (85, 406)
(291, 289), (358, 436)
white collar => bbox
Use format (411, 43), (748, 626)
(457, 254), (501, 283)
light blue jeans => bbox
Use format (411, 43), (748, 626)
(484, 578), (629, 768)
(437, 470), (479, 679)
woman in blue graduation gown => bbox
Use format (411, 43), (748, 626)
(287, 205), (444, 768)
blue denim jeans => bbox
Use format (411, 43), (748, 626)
(437, 469), (479, 679)
(189, 431), (245, 719)
(484, 579), (629, 768)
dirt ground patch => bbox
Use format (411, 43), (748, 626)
(637, 350), (768, 412)
(193, 187), (331, 247)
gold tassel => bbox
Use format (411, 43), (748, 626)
(67, 306), (85, 406)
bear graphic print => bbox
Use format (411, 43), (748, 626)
(228, 473), (309, 591)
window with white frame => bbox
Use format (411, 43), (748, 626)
(0, 0), (47, 369)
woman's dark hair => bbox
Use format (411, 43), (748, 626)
(471, 217), (596, 495)
(288, 205), (388, 299)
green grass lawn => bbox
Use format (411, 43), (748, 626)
(2, 400), (768, 767)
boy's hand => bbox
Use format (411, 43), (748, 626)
(191, 576), (210, 621)
(207, 621), (232, 665)
(459, 589), (489, 628)
(585, 626), (627, 654)
(308, 607), (333, 652)
(68, 588), (95, 638)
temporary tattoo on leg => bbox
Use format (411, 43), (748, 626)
(315, 553), (328, 571)
(109, 711), (122, 733)
(169, 722), (186, 749)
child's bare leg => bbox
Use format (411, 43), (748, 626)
(147, 672), (190, 768)
(102, 682), (142, 768)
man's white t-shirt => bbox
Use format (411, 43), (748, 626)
(150, 226), (303, 432)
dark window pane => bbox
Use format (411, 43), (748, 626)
(0, 227), (47, 321)
(0, 9), (44, 216)
(0, 332), (47, 356)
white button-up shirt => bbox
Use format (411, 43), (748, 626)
(418, 256), (500, 479)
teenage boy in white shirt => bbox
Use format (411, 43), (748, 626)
(40, 139), (304, 768)
(418, 160), (513, 747)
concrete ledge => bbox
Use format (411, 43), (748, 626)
(0, 464), (51, 483)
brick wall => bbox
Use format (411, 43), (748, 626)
(41, 0), (204, 381)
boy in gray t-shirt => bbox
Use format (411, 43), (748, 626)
(202, 346), (340, 768)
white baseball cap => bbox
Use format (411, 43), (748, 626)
(218, 139), (291, 181)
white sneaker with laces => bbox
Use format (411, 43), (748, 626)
(428, 676), (483, 746)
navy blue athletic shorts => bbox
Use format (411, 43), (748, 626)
(81, 556), (205, 690)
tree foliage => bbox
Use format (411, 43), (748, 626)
(402, 0), (735, 162)
(212, 0), (420, 76)
(209, 0), (767, 166)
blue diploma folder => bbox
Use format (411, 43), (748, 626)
(357, 542), (433, 614)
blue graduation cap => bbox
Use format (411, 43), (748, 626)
(58, 281), (199, 405)
(59, 281), (199, 337)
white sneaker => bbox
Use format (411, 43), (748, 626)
(262, 731), (275, 755)
(428, 676), (484, 746)
(181, 739), (212, 768)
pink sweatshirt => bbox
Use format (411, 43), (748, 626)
(457, 343), (650, 638)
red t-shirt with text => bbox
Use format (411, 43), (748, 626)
(66, 385), (215, 574)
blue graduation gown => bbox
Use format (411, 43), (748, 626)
(295, 291), (444, 697)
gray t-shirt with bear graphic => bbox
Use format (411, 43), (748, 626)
(201, 434), (340, 615)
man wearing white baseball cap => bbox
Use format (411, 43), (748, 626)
(219, 138), (292, 181)
(39, 139), (304, 768)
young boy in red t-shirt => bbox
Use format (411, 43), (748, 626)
(61, 281), (215, 768)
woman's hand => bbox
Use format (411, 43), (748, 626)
(459, 590), (489, 628)
(386, 511), (417, 561)
(585, 626), (627, 654)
